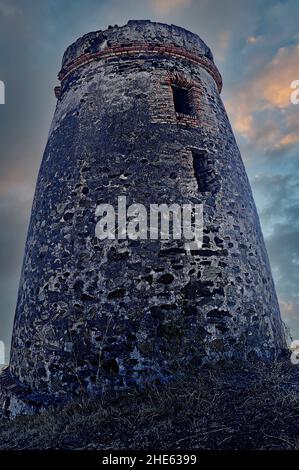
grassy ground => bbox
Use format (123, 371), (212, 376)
(0, 360), (299, 450)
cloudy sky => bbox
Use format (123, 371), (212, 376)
(0, 0), (298, 361)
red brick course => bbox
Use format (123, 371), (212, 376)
(58, 42), (222, 93)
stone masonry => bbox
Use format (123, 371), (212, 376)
(0, 20), (286, 416)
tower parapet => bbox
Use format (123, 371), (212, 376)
(58, 20), (222, 92)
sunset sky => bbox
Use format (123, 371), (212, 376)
(0, 0), (298, 361)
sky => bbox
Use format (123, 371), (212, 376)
(0, 0), (298, 362)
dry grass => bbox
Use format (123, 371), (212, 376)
(0, 359), (299, 450)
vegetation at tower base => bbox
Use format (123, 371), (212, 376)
(0, 20), (287, 417)
(1, 360), (299, 450)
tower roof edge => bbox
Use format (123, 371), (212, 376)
(59, 20), (222, 91)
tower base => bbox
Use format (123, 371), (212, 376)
(0, 367), (67, 419)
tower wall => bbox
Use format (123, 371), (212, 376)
(5, 21), (285, 402)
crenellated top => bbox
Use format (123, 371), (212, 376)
(57, 20), (223, 93)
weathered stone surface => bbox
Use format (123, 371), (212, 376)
(0, 20), (286, 416)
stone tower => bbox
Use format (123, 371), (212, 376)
(0, 20), (285, 415)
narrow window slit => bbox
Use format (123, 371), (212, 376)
(192, 150), (219, 193)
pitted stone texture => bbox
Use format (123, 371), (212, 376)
(1, 20), (285, 411)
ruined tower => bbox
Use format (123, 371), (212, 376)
(0, 20), (285, 415)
